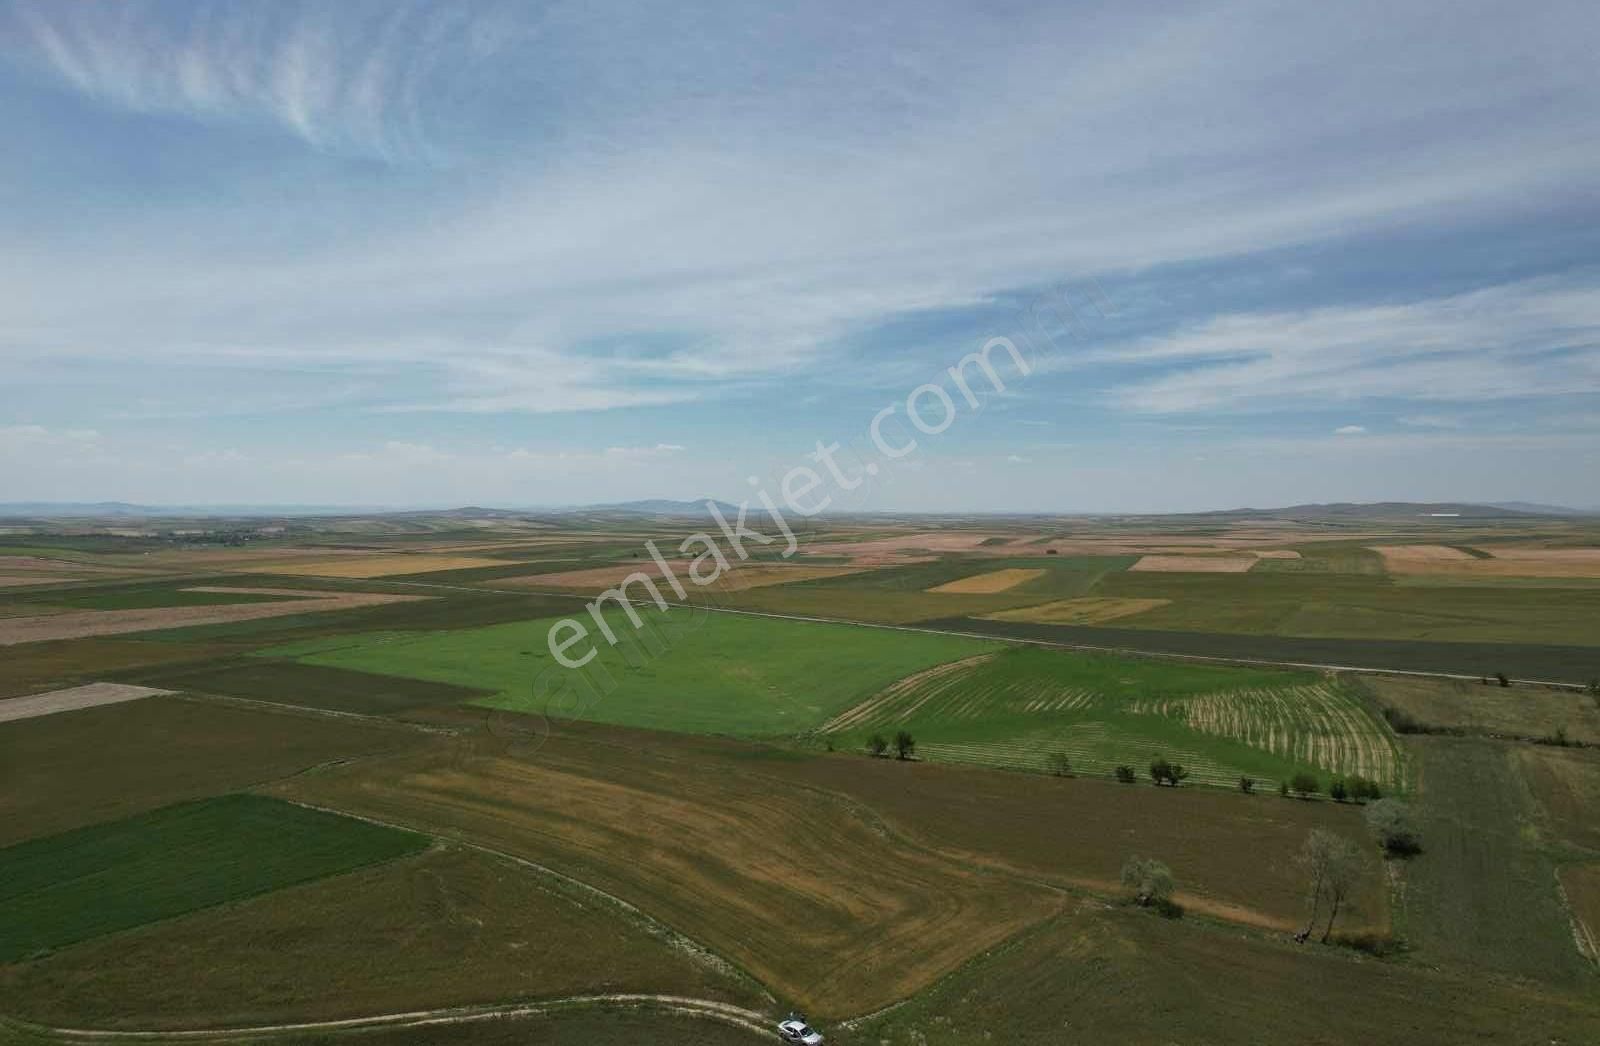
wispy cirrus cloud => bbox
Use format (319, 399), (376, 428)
(4, 0), (498, 160)
(1101, 277), (1600, 413)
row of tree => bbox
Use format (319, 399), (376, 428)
(865, 731), (916, 760)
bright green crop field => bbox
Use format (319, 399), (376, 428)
(265, 609), (998, 735)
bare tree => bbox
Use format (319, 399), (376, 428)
(1298, 829), (1362, 942)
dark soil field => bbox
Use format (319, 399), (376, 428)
(139, 659), (495, 716)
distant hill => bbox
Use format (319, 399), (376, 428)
(584, 498), (744, 517)
(1208, 501), (1575, 521)
(0, 502), (384, 518)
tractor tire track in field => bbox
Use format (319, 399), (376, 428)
(1, 994), (774, 1043)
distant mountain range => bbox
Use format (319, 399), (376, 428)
(1205, 501), (1594, 520)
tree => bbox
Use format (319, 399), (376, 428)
(1329, 778), (1349, 802)
(1120, 855), (1175, 908)
(1346, 776), (1382, 802)
(1114, 765), (1137, 784)
(1365, 798), (1421, 857)
(1496, 672), (1511, 688)
(1046, 751), (1072, 777)
(1588, 678), (1600, 702)
(894, 730), (916, 760)
(866, 733), (888, 758)
(1299, 829), (1362, 943)
(1278, 779), (1291, 797)
(1290, 771), (1320, 798)
(1239, 775), (1255, 795)
(1149, 757), (1190, 787)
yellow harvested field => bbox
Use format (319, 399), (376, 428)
(1560, 863), (1600, 967)
(927, 567), (1045, 594)
(1372, 544), (1600, 578)
(802, 532), (1008, 565)
(244, 555), (507, 578)
(980, 596), (1171, 625)
(1129, 555), (1257, 573)
(1251, 549), (1302, 559)
(0, 587), (427, 646)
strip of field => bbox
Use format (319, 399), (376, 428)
(1516, 744), (1600, 853)
(819, 646), (1400, 788)
(1, 847), (762, 1030)
(925, 616), (1600, 683)
(1372, 544), (1600, 578)
(979, 596), (1170, 625)
(1367, 674), (1600, 744)
(272, 610), (997, 736)
(142, 660), (494, 716)
(0, 683), (172, 723)
(497, 561), (863, 592)
(0, 794), (426, 962)
(926, 568), (1044, 594)
(0, 695), (424, 846)
(0, 589), (428, 646)
(242, 556), (510, 578)
(1129, 555), (1257, 573)
(1401, 737), (1593, 987)
(854, 905), (1600, 1045)
(273, 737), (1059, 1017)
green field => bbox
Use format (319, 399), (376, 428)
(0, 794), (426, 961)
(266, 610), (997, 735)
(818, 646), (1401, 788)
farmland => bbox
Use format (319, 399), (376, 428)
(1, 510), (1598, 1043)
(269, 609), (997, 735)
(1, 846), (763, 1029)
(0, 794), (426, 962)
(820, 646), (1401, 789)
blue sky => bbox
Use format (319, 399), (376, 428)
(1, 0), (1597, 511)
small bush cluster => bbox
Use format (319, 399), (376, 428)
(1365, 799), (1422, 857)
(1148, 757), (1189, 787)
(1114, 765), (1137, 784)
(1329, 775), (1382, 802)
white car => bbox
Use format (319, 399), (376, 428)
(777, 1017), (823, 1044)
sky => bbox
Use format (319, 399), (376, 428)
(1, 0), (1597, 512)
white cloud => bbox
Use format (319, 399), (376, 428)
(1099, 278), (1600, 412)
(1334, 425), (1367, 435)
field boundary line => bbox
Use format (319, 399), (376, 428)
(169, 690), (459, 735)
(0, 994), (773, 1043)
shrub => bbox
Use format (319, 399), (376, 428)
(1346, 775), (1383, 802)
(1114, 765), (1137, 784)
(1588, 678), (1600, 701)
(1239, 775), (1255, 795)
(1382, 705), (1423, 734)
(1046, 751), (1072, 777)
(894, 730), (916, 760)
(1496, 672), (1511, 688)
(1279, 779), (1291, 797)
(866, 733), (888, 758)
(1365, 799), (1422, 857)
(1329, 778), (1349, 802)
(1290, 771), (1320, 798)
(1120, 855), (1174, 908)
(1149, 757), (1190, 787)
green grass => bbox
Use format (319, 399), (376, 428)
(0, 794), (426, 961)
(818, 646), (1400, 788)
(267, 609), (997, 735)
(5, 583), (297, 612)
